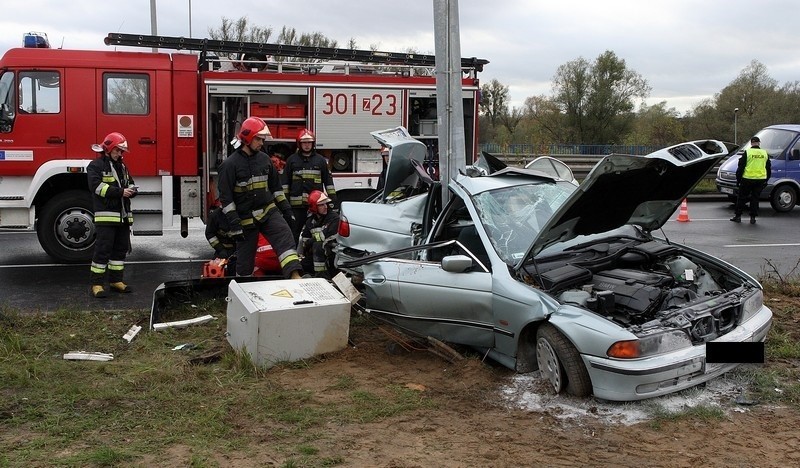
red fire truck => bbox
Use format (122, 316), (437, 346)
(0, 33), (486, 263)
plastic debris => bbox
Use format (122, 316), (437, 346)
(152, 314), (216, 331)
(63, 351), (114, 361)
(122, 324), (142, 343)
(172, 343), (196, 351)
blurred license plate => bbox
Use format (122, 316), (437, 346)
(720, 187), (734, 194)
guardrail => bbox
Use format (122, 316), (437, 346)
(492, 153), (723, 182)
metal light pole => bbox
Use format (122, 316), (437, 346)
(188, 0), (192, 37)
(734, 107), (739, 146)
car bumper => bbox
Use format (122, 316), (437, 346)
(582, 305), (772, 401)
(715, 178), (774, 198)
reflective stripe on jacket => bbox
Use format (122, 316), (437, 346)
(742, 148), (769, 180)
(282, 152), (337, 207)
(87, 154), (135, 225)
(217, 148), (291, 229)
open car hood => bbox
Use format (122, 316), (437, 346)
(516, 140), (727, 269)
(370, 127), (428, 201)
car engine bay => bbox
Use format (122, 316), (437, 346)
(528, 239), (754, 344)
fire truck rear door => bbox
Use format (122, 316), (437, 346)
(95, 70), (158, 175)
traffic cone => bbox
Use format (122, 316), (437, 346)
(676, 198), (690, 222)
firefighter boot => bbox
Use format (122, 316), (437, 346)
(92, 285), (108, 298)
(110, 282), (133, 293)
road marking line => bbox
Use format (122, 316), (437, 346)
(0, 259), (205, 269)
(724, 243), (800, 248)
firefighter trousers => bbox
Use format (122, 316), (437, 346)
(90, 224), (130, 285)
(236, 210), (302, 278)
(290, 207), (308, 246)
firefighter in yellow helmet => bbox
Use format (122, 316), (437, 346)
(282, 128), (337, 244)
(87, 132), (137, 298)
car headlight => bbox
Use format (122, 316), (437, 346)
(741, 289), (763, 323)
(607, 330), (692, 359)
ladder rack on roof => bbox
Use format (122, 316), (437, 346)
(104, 33), (489, 74)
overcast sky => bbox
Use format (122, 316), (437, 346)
(2, 0), (796, 114)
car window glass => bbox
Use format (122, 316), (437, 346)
(473, 182), (574, 265)
(526, 159), (556, 178)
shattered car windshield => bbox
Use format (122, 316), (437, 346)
(472, 181), (575, 265)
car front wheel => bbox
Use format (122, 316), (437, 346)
(536, 323), (592, 397)
(770, 184), (797, 212)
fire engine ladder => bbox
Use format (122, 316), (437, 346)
(104, 33), (489, 74)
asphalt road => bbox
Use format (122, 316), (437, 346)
(1, 200), (798, 314)
(0, 218), (212, 313)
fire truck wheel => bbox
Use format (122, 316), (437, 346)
(37, 190), (96, 263)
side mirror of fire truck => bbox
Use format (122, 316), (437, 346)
(0, 103), (14, 124)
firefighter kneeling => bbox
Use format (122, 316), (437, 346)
(299, 190), (340, 279)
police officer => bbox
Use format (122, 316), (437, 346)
(731, 136), (771, 224)
(282, 129), (337, 243)
(299, 190), (340, 279)
(87, 132), (137, 298)
(217, 117), (303, 279)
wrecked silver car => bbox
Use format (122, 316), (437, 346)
(336, 129), (772, 401)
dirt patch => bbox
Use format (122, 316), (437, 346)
(180, 306), (800, 467)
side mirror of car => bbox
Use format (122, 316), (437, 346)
(791, 148), (800, 161)
(441, 255), (473, 273)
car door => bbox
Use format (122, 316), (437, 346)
(362, 255), (494, 347)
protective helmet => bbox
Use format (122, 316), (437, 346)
(297, 128), (315, 144)
(238, 117), (271, 145)
(100, 132), (129, 153)
(308, 190), (331, 214)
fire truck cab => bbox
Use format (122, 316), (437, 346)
(0, 32), (486, 263)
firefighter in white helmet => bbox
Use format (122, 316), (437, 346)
(282, 128), (336, 244)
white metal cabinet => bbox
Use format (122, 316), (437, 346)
(226, 278), (351, 368)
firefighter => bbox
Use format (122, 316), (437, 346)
(87, 132), (137, 298)
(204, 204), (237, 276)
(299, 190), (340, 279)
(217, 117), (303, 279)
(375, 145), (389, 192)
(282, 128), (337, 244)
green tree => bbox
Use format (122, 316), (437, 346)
(551, 51), (650, 145)
(480, 79), (510, 127)
(626, 101), (684, 148)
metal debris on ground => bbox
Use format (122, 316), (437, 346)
(378, 326), (464, 363)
